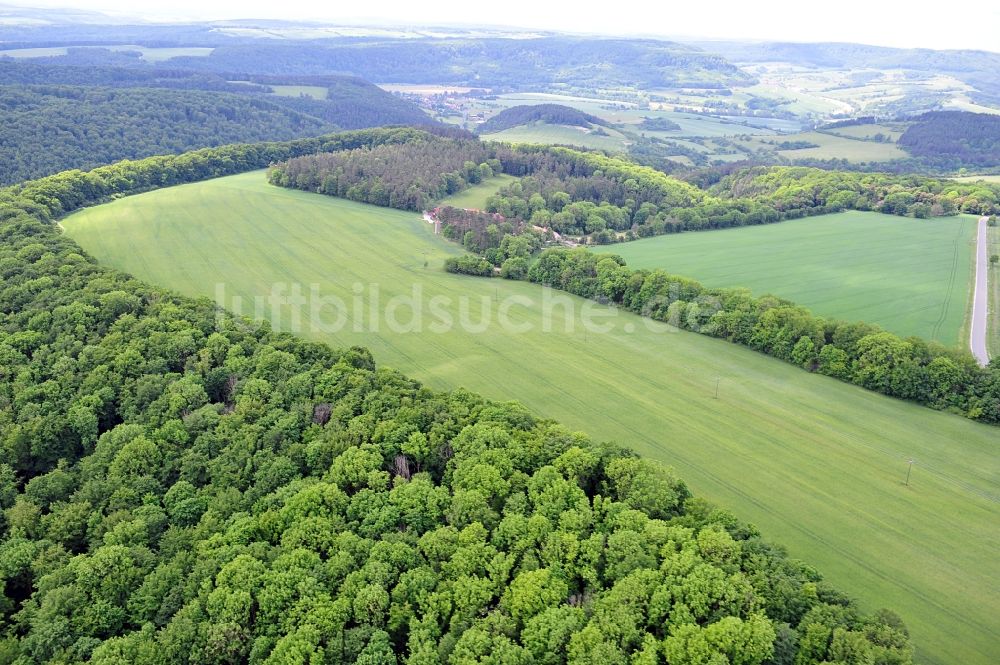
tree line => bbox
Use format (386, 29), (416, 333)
(0, 137), (913, 663)
(0, 85), (331, 185)
(485, 150), (1000, 243)
(898, 111), (1000, 170)
(508, 248), (1000, 423)
(269, 138), (501, 212)
(0, 59), (443, 184)
(477, 104), (609, 134)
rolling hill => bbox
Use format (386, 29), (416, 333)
(63, 171), (1000, 665)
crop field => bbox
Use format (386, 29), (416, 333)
(594, 211), (977, 346)
(268, 85), (329, 99)
(438, 174), (517, 209)
(479, 94), (781, 138)
(481, 121), (631, 151)
(823, 123), (906, 141)
(771, 131), (908, 162)
(62, 172), (1000, 665)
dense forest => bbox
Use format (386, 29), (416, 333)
(0, 60), (439, 184)
(486, 152), (999, 240)
(273, 137), (1000, 243)
(268, 138), (500, 211)
(0, 133), (915, 664)
(637, 117), (682, 131)
(0, 60), (269, 93)
(0, 86), (328, 185)
(247, 76), (435, 130)
(898, 111), (1000, 169)
(477, 104), (609, 134)
(166, 38), (753, 89)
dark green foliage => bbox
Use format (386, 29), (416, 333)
(269, 138), (500, 211)
(898, 111), (1000, 169)
(0, 139), (913, 663)
(0, 60), (440, 184)
(637, 117), (682, 131)
(250, 75), (440, 130)
(443, 255), (495, 276)
(774, 140), (820, 150)
(169, 37), (753, 89)
(0, 85), (329, 185)
(477, 104), (610, 134)
(518, 248), (1000, 423)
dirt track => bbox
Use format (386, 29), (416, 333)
(970, 216), (990, 366)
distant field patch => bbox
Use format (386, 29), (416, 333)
(594, 211), (977, 346)
(0, 46), (68, 58)
(481, 121), (630, 151)
(774, 131), (908, 162)
(438, 174), (517, 209)
(0, 45), (213, 61)
(268, 85), (329, 100)
(379, 84), (479, 94)
(823, 123), (905, 141)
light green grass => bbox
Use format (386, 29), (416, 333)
(438, 174), (517, 209)
(594, 211), (976, 346)
(482, 122), (630, 151)
(269, 85), (329, 100)
(823, 123), (905, 142)
(775, 131), (908, 162)
(63, 173), (1000, 665)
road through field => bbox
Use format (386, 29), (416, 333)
(971, 216), (990, 366)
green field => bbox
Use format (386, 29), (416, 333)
(733, 130), (909, 163)
(776, 131), (908, 162)
(482, 121), (630, 151)
(438, 174), (517, 209)
(62, 172), (1000, 665)
(268, 85), (329, 100)
(594, 211), (976, 346)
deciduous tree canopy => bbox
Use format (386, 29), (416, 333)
(0, 132), (914, 664)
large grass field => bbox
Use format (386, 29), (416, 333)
(594, 212), (977, 347)
(62, 172), (1000, 665)
(438, 174), (517, 209)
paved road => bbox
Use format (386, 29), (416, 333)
(970, 216), (990, 366)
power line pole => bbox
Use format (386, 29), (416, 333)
(905, 459), (914, 486)
(714, 377), (720, 399)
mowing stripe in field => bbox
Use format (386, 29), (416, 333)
(593, 211), (978, 346)
(63, 172), (1000, 665)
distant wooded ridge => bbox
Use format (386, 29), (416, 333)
(477, 104), (610, 134)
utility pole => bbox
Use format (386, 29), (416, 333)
(905, 459), (914, 486)
(714, 377), (720, 399)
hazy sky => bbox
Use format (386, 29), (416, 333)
(18, 0), (1000, 52)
